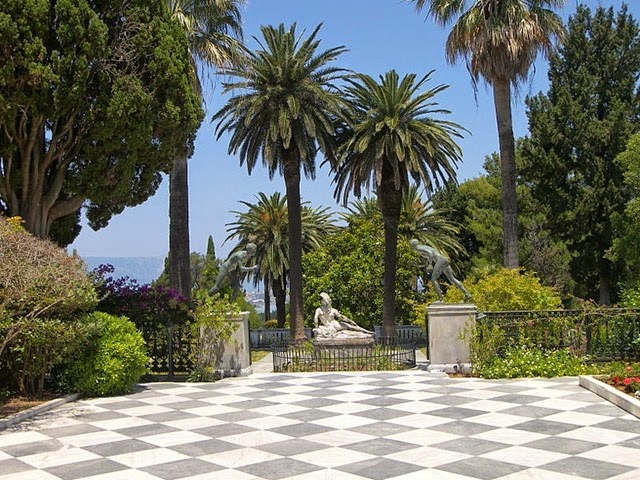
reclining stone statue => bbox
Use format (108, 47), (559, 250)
(313, 292), (374, 340)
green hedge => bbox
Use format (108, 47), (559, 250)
(60, 312), (148, 396)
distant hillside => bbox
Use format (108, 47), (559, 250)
(83, 256), (165, 285)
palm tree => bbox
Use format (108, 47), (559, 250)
(399, 185), (463, 258)
(164, 0), (244, 301)
(408, 0), (565, 268)
(342, 188), (463, 259)
(213, 24), (347, 343)
(226, 192), (336, 327)
(332, 70), (464, 337)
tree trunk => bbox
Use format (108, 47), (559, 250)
(273, 274), (287, 328)
(378, 173), (403, 339)
(493, 80), (519, 269)
(283, 151), (305, 344)
(598, 258), (611, 305)
(263, 276), (271, 323)
(169, 155), (191, 302)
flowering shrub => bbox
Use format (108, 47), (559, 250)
(606, 362), (640, 394)
(93, 264), (190, 328)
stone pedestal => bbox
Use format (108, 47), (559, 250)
(313, 336), (375, 348)
(201, 312), (252, 378)
(427, 303), (477, 374)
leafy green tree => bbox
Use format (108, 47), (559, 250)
(332, 70), (463, 337)
(521, 4), (640, 304)
(213, 24), (346, 343)
(303, 219), (424, 329)
(433, 153), (573, 296)
(0, 0), (203, 242)
(609, 133), (640, 284)
(409, 0), (565, 268)
(225, 192), (336, 327)
(164, 0), (244, 302)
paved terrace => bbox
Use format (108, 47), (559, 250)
(1, 354), (640, 480)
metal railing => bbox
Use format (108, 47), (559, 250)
(272, 339), (416, 373)
(251, 325), (425, 348)
(480, 308), (640, 361)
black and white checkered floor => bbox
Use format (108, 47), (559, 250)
(2, 369), (640, 480)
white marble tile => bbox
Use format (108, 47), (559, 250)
(528, 398), (591, 411)
(472, 428), (547, 445)
(480, 445), (570, 467)
(138, 430), (211, 447)
(117, 405), (174, 417)
(107, 447), (189, 468)
(543, 410), (617, 426)
(199, 446), (282, 467)
(251, 403), (308, 416)
(577, 445), (640, 467)
(59, 430), (129, 447)
(74, 469), (163, 480)
(317, 402), (373, 415)
(163, 416), (226, 430)
(292, 446), (375, 468)
(321, 392), (376, 403)
(218, 429), (292, 447)
(386, 413), (455, 429)
(20, 447), (101, 468)
(311, 414), (378, 429)
(498, 468), (590, 480)
(559, 426), (638, 444)
(0, 431), (50, 447)
(302, 430), (376, 447)
(237, 415), (300, 430)
(91, 416), (154, 431)
(0, 471), (61, 480)
(387, 429), (461, 446)
(459, 399), (518, 412)
(385, 445), (471, 467)
(464, 412), (531, 428)
(182, 404), (239, 416)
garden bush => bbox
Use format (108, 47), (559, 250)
(1, 318), (90, 397)
(60, 312), (148, 396)
(446, 268), (563, 311)
(478, 346), (596, 379)
(0, 216), (97, 359)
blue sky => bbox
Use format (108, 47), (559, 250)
(70, 0), (640, 260)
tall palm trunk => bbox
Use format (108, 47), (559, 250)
(263, 276), (271, 323)
(273, 274), (287, 328)
(283, 151), (305, 343)
(169, 155), (191, 302)
(493, 80), (519, 269)
(378, 174), (403, 339)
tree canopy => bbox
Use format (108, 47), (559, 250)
(0, 0), (203, 243)
(521, 3), (640, 304)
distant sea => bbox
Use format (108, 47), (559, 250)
(83, 257), (165, 285)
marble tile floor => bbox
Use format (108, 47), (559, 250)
(1, 363), (640, 480)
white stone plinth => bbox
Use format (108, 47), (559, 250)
(427, 303), (477, 373)
(201, 312), (252, 378)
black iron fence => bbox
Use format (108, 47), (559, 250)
(138, 322), (195, 377)
(480, 308), (640, 361)
(272, 339), (416, 373)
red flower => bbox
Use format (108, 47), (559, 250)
(623, 378), (633, 386)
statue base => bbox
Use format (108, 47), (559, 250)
(313, 336), (375, 347)
(427, 303), (477, 368)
